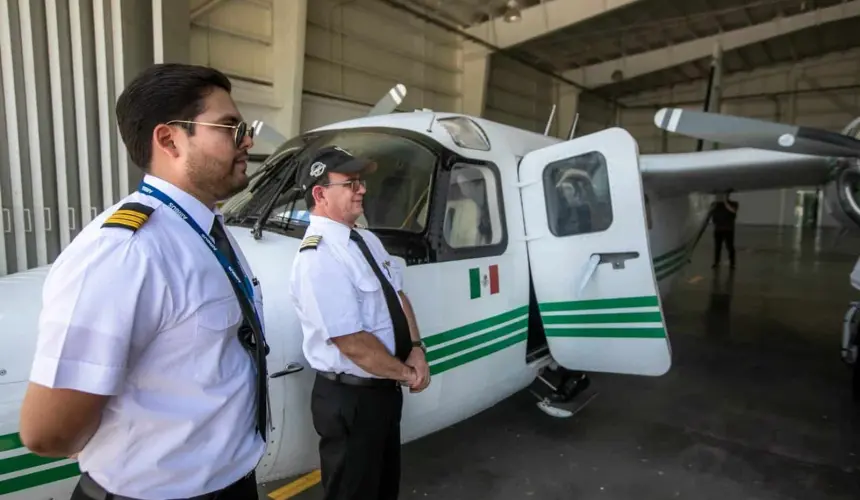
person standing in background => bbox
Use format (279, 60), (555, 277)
(711, 190), (739, 269)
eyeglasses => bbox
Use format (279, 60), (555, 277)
(322, 179), (366, 192)
(166, 120), (255, 148)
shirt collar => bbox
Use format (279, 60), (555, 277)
(308, 214), (353, 247)
(143, 174), (219, 233)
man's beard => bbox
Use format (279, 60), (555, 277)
(187, 153), (249, 202)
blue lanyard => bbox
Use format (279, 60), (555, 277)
(138, 182), (258, 321)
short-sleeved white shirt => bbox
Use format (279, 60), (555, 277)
(29, 174), (266, 499)
(289, 214), (404, 378)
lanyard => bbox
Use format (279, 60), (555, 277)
(138, 182), (258, 321)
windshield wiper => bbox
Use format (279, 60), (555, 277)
(251, 151), (305, 240)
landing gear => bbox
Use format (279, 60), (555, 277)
(529, 363), (598, 418)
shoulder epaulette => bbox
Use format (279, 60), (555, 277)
(102, 202), (154, 232)
(299, 234), (322, 252)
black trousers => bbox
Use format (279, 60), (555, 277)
(713, 229), (736, 267)
(69, 470), (258, 500)
(311, 373), (404, 500)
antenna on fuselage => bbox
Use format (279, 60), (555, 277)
(543, 104), (557, 136)
(567, 113), (580, 140)
(425, 110), (436, 132)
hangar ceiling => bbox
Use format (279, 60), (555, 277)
(408, 0), (860, 98)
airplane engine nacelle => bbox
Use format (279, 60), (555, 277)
(823, 161), (860, 231)
(823, 117), (860, 231)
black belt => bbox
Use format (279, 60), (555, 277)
(317, 370), (398, 388)
(76, 470), (253, 500)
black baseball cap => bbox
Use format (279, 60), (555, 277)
(298, 145), (377, 193)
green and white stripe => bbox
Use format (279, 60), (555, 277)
(653, 241), (693, 281)
(0, 432), (80, 495)
(540, 295), (665, 339)
(424, 306), (529, 375)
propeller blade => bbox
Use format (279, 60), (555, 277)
(367, 83), (407, 117)
(654, 108), (860, 158)
(251, 120), (287, 145)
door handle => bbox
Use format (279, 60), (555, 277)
(596, 251), (639, 270)
(577, 251), (640, 296)
(270, 362), (304, 378)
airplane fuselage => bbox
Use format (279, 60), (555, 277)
(0, 112), (708, 498)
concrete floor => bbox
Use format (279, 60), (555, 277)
(265, 225), (860, 500)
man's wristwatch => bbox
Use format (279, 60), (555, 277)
(412, 340), (426, 354)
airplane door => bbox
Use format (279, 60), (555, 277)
(518, 128), (671, 376)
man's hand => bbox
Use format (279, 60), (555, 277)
(406, 347), (430, 393)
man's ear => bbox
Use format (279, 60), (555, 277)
(312, 185), (325, 206)
(153, 124), (181, 160)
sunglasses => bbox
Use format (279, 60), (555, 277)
(321, 179), (367, 192)
(166, 120), (255, 148)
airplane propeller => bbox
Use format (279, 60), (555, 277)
(654, 107), (860, 159)
(367, 83), (407, 117)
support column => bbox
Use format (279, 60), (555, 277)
(273, 0), (306, 140)
(152, 0), (189, 64)
(555, 84), (580, 140)
(461, 41), (489, 117)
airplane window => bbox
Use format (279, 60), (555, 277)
(543, 151), (613, 237)
(221, 129), (437, 235)
(442, 164), (502, 248)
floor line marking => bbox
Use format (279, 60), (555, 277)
(268, 469), (321, 500)
(687, 275), (704, 284)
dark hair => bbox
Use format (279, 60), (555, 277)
(115, 63), (232, 170)
(304, 172), (329, 210)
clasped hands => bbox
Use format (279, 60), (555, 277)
(405, 347), (431, 393)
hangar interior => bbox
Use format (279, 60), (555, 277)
(1, 0), (859, 498)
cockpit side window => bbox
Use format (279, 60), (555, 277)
(543, 151), (613, 237)
(428, 160), (507, 263)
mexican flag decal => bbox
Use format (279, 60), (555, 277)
(469, 264), (499, 299)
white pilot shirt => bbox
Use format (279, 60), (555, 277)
(28, 174), (266, 499)
(289, 214), (405, 378)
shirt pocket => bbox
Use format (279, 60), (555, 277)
(356, 276), (384, 332)
(194, 298), (247, 385)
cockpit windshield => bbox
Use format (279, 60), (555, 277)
(220, 128), (437, 236)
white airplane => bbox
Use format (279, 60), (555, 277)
(2, 82), (860, 499)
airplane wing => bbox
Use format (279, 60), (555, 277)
(640, 107), (860, 198)
(639, 148), (836, 198)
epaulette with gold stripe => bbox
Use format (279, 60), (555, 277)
(102, 202), (154, 232)
(299, 234), (322, 252)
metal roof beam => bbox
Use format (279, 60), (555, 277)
(464, 0), (642, 55)
(562, 0), (860, 88)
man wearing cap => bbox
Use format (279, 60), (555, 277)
(289, 145), (430, 500)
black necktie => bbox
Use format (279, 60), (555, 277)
(210, 219), (269, 440)
(349, 229), (412, 362)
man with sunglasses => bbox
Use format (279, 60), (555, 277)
(289, 146), (431, 500)
(20, 63), (267, 499)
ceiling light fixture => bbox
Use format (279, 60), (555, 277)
(503, 0), (521, 22)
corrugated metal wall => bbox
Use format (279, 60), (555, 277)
(0, 0), (151, 276)
(619, 47), (860, 154)
(484, 54), (555, 134)
(302, 0), (461, 125)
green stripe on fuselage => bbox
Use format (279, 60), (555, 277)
(0, 432), (81, 495)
